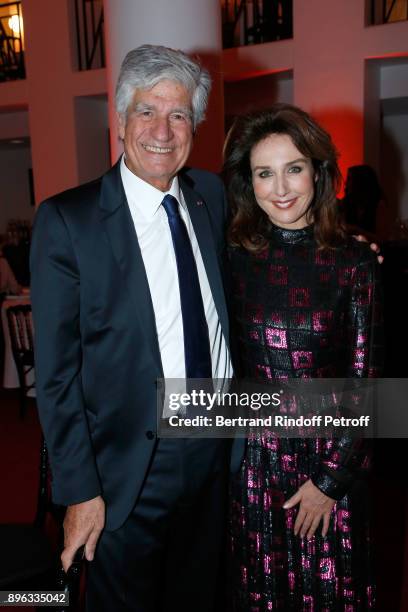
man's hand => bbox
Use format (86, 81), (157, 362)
(283, 479), (335, 539)
(353, 234), (384, 264)
(61, 495), (105, 572)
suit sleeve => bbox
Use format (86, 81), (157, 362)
(30, 201), (102, 506)
(311, 252), (383, 500)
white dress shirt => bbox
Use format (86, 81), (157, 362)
(120, 156), (232, 383)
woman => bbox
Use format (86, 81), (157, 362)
(224, 104), (382, 610)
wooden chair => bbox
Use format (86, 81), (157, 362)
(0, 436), (84, 610)
(6, 304), (35, 418)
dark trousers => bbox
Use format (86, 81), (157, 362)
(86, 438), (229, 612)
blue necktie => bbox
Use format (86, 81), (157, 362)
(162, 194), (212, 379)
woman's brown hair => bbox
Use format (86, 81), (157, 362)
(223, 104), (346, 252)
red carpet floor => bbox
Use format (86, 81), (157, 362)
(0, 389), (42, 611)
(0, 390), (42, 524)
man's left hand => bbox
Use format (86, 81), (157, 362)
(353, 234), (383, 264)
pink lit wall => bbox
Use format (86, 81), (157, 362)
(23, 0), (78, 202)
(293, 1), (366, 185)
(222, 0), (408, 195)
(8, 0), (106, 203)
(0, 0), (407, 208)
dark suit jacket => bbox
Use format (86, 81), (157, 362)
(30, 161), (233, 531)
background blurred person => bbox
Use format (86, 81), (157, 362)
(0, 235), (22, 295)
(341, 164), (384, 239)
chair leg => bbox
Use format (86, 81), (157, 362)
(16, 365), (28, 419)
(18, 385), (27, 419)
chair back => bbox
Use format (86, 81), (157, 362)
(6, 304), (35, 418)
(6, 304), (34, 364)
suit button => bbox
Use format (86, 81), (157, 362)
(145, 430), (155, 440)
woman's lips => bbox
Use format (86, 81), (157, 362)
(272, 197), (298, 209)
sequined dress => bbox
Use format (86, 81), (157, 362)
(228, 224), (382, 611)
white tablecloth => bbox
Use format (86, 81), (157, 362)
(1, 295), (35, 395)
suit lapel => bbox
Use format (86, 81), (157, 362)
(180, 176), (230, 346)
(98, 162), (163, 376)
(98, 163), (230, 373)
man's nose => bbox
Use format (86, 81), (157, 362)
(151, 117), (172, 141)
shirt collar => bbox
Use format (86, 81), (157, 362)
(120, 155), (183, 222)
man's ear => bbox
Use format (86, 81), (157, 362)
(117, 112), (126, 140)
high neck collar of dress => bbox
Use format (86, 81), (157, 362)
(268, 223), (314, 245)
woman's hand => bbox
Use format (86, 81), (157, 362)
(283, 479), (336, 539)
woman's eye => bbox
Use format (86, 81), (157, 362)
(288, 166), (302, 173)
(258, 170), (272, 178)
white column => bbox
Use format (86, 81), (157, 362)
(103, 0), (224, 172)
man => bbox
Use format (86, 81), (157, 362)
(31, 45), (237, 611)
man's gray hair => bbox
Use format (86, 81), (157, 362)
(115, 45), (211, 130)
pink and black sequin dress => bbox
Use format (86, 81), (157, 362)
(228, 224), (382, 611)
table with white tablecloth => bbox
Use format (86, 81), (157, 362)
(1, 294), (35, 395)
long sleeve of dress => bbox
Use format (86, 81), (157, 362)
(311, 249), (383, 500)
